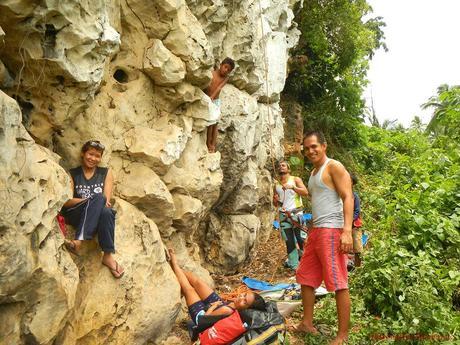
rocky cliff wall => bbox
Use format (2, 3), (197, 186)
(0, 1), (300, 344)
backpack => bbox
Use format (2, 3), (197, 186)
(198, 311), (246, 345)
(230, 301), (286, 345)
(230, 324), (286, 345)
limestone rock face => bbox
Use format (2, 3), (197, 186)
(143, 39), (186, 86)
(115, 163), (175, 231)
(172, 193), (204, 237)
(0, 0), (301, 343)
(163, 134), (223, 209)
(123, 122), (190, 176)
(0, 1), (121, 145)
(205, 213), (261, 270)
(0, 91), (77, 344)
(60, 199), (180, 345)
(280, 96), (304, 155)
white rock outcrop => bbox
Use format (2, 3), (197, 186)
(0, 0), (300, 343)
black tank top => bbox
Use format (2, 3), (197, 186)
(69, 166), (108, 199)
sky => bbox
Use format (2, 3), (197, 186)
(364, 0), (460, 127)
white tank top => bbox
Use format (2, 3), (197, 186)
(275, 176), (303, 211)
(307, 158), (344, 228)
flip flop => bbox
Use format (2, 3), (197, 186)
(64, 239), (80, 256)
(102, 261), (125, 279)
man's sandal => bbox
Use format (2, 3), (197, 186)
(102, 261), (125, 279)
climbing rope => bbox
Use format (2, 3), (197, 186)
(256, 1), (285, 283)
(256, 0), (279, 181)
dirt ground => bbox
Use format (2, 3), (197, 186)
(162, 229), (316, 345)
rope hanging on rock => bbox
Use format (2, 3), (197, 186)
(257, 0), (278, 181)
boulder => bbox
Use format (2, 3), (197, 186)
(172, 193), (204, 237)
(217, 159), (259, 215)
(163, 133), (223, 209)
(162, 4), (213, 87)
(0, 1), (121, 144)
(143, 39), (186, 86)
(116, 163), (175, 232)
(61, 198), (181, 344)
(154, 82), (203, 112)
(124, 121), (190, 176)
(0, 91), (77, 344)
(205, 213), (260, 272)
(184, 91), (217, 131)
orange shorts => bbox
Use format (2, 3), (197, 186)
(296, 227), (348, 292)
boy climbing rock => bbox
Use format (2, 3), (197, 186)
(205, 57), (235, 153)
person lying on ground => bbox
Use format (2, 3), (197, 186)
(167, 248), (266, 327)
(205, 57), (235, 153)
(61, 140), (124, 279)
(273, 160), (309, 270)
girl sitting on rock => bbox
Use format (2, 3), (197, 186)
(167, 248), (265, 325)
(61, 140), (124, 278)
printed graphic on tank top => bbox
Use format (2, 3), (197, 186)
(70, 166), (108, 199)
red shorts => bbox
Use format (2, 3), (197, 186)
(296, 227), (348, 292)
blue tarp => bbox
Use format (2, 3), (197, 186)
(362, 233), (369, 246)
(242, 276), (296, 291)
(303, 213), (312, 221)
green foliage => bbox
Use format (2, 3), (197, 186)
(354, 125), (460, 337)
(423, 84), (460, 141)
(286, 0), (386, 149)
(283, 0), (460, 338)
(288, 156), (302, 168)
(301, 123), (460, 342)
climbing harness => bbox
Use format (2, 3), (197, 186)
(279, 209), (310, 234)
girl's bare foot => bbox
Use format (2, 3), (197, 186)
(290, 322), (319, 334)
(168, 248), (178, 267)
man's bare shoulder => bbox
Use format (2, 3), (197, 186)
(294, 176), (305, 183)
(327, 159), (343, 167)
(327, 159), (346, 173)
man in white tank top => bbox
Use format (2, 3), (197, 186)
(294, 131), (353, 345)
(273, 161), (309, 269)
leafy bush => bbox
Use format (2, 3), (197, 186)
(353, 125), (460, 337)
